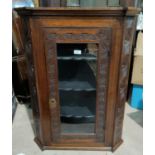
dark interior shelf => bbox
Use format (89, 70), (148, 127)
(61, 123), (95, 133)
(60, 91), (96, 123)
(57, 54), (96, 61)
(58, 60), (96, 91)
(57, 43), (97, 60)
(59, 81), (96, 91)
(57, 44), (97, 124)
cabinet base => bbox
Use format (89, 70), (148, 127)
(112, 139), (123, 152)
(34, 137), (123, 151)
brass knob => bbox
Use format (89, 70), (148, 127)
(49, 98), (56, 108)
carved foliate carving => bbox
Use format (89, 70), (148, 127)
(47, 32), (97, 41)
(113, 17), (136, 145)
(44, 28), (111, 143)
(96, 28), (112, 142)
(45, 40), (61, 142)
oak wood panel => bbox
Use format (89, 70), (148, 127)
(15, 7), (140, 17)
(113, 16), (137, 145)
(13, 12), (28, 81)
(35, 137), (111, 151)
(104, 18), (123, 146)
(30, 19), (52, 145)
(44, 39), (61, 143)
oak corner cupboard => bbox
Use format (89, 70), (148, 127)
(15, 7), (140, 151)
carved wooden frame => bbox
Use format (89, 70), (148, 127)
(43, 27), (112, 143)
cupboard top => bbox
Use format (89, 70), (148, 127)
(14, 7), (140, 17)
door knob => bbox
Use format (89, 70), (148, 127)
(49, 98), (56, 108)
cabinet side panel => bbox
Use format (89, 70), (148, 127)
(20, 17), (41, 141)
(104, 18), (123, 146)
(113, 16), (137, 146)
(30, 19), (52, 145)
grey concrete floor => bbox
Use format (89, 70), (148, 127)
(12, 103), (143, 155)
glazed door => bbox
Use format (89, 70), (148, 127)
(30, 18), (114, 145)
(43, 27), (112, 144)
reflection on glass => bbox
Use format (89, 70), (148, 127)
(80, 0), (120, 7)
(57, 43), (98, 134)
(67, 0), (80, 7)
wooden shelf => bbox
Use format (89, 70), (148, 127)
(59, 80), (96, 91)
(60, 91), (96, 123)
(57, 55), (96, 61)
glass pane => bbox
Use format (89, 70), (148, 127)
(80, 0), (120, 7)
(80, 0), (107, 7)
(67, 0), (80, 6)
(57, 43), (98, 134)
